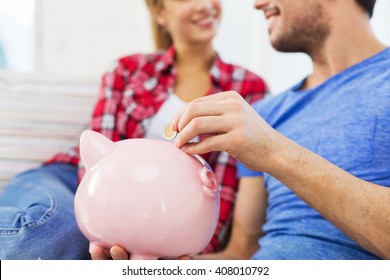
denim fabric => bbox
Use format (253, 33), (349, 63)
(0, 164), (90, 259)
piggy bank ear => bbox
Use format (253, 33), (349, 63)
(80, 130), (115, 170)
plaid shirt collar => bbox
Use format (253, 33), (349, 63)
(157, 46), (175, 74)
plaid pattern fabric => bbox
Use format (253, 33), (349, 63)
(46, 46), (268, 253)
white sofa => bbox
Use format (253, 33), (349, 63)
(0, 71), (99, 191)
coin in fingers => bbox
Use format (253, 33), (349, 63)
(163, 123), (178, 141)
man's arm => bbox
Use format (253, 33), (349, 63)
(269, 136), (390, 259)
(194, 177), (267, 260)
(173, 91), (390, 259)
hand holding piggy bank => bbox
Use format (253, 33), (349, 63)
(74, 130), (220, 260)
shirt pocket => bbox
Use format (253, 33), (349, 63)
(316, 117), (375, 171)
(371, 118), (390, 169)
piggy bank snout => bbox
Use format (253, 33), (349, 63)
(200, 167), (218, 197)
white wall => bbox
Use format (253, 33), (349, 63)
(35, 0), (154, 77)
(0, 0), (35, 71)
(371, 0), (390, 44)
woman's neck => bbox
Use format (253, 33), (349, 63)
(172, 42), (215, 102)
(174, 43), (216, 72)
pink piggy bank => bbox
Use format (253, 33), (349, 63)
(74, 130), (220, 260)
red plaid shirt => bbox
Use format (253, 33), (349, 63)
(47, 47), (268, 253)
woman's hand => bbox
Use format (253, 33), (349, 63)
(90, 243), (197, 260)
(89, 243), (129, 260)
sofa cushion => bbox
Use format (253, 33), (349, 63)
(0, 71), (99, 190)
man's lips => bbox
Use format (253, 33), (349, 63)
(263, 7), (280, 33)
(264, 7), (279, 20)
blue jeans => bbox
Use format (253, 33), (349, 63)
(0, 164), (90, 259)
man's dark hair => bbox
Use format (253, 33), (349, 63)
(355, 0), (376, 18)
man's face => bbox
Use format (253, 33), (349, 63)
(253, 0), (331, 54)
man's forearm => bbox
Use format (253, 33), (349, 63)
(265, 133), (390, 259)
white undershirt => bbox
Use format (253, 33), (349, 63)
(145, 93), (187, 141)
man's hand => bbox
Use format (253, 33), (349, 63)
(172, 91), (281, 173)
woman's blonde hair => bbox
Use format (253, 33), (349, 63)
(145, 0), (173, 50)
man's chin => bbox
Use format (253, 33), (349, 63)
(270, 37), (302, 53)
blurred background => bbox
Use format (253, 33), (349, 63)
(0, 0), (389, 189)
(1, 0), (389, 94)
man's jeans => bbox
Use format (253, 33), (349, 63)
(0, 164), (90, 259)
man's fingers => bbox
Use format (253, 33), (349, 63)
(177, 102), (225, 132)
(175, 115), (232, 148)
(188, 91), (236, 104)
(172, 91), (239, 132)
(180, 134), (229, 155)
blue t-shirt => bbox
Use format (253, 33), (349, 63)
(238, 48), (390, 259)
